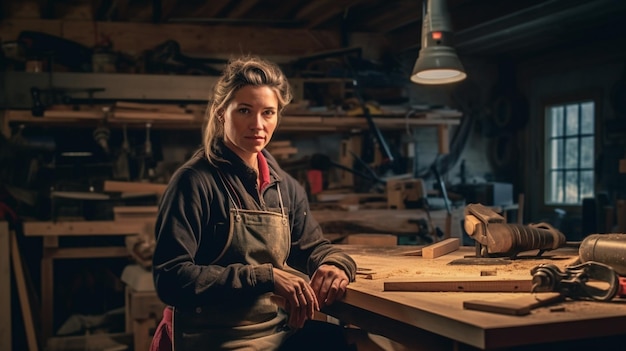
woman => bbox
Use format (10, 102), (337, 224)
(151, 56), (357, 351)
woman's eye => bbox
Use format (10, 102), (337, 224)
(263, 110), (276, 116)
(238, 108), (249, 114)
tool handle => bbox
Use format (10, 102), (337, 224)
(619, 277), (626, 298)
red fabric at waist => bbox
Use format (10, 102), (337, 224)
(149, 306), (173, 351)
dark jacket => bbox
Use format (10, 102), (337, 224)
(152, 142), (356, 308)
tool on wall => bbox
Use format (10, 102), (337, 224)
(113, 124), (131, 180)
(92, 122), (110, 155)
(295, 47), (402, 177)
(309, 153), (385, 184)
(464, 203), (566, 258)
(144, 40), (227, 75)
(138, 122), (156, 181)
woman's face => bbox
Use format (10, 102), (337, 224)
(222, 85), (279, 166)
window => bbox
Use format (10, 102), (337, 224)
(544, 100), (595, 205)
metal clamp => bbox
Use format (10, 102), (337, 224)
(530, 261), (619, 301)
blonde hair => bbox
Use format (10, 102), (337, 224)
(203, 56), (292, 163)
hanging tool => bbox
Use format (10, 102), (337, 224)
(464, 203), (566, 258)
(92, 122), (110, 155)
(309, 153), (385, 184)
(138, 122), (156, 180)
(530, 262), (624, 301)
(113, 124), (131, 180)
(431, 159), (452, 238)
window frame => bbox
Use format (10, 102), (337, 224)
(539, 92), (602, 214)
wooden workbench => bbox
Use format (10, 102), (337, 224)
(324, 245), (626, 350)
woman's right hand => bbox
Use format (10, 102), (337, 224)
(272, 268), (319, 329)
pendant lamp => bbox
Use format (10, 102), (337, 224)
(411, 0), (466, 85)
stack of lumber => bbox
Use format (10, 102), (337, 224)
(111, 101), (203, 121)
(266, 140), (298, 160)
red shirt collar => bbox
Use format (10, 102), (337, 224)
(257, 152), (271, 191)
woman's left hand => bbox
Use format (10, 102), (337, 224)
(310, 264), (350, 308)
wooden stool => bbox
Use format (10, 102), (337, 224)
(121, 265), (166, 351)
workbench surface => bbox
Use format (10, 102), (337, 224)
(325, 245), (626, 350)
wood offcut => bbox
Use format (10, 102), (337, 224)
(384, 277), (532, 292)
(463, 292), (564, 316)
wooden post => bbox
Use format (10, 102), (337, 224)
(11, 230), (40, 351)
(437, 124), (449, 155)
(0, 222), (10, 350)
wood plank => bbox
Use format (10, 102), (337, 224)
(0, 19), (341, 56)
(113, 206), (159, 216)
(421, 238), (460, 259)
(11, 231), (39, 351)
(22, 221), (145, 236)
(103, 180), (167, 195)
(113, 110), (197, 121)
(345, 234), (397, 246)
(43, 109), (105, 119)
(114, 101), (187, 113)
(40, 257), (53, 341)
(437, 124), (450, 155)
(384, 277), (533, 292)
(267, 140), (292, 148)
(44, 247), (130, 259)
(463, 293), (564, 316)
(0, 223), (10, 351)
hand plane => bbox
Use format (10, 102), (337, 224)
(464, 203), (566, 258)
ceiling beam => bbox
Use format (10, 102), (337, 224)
(159, 0), (179, 21)
(304, 0), (366, 29)
(196, 0), (230, 18)
(455, 0), (626, 54)
(225, 0), (259, 19)
(361, 2), (420, 33)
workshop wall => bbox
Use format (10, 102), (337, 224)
(518, 43), (626, 234)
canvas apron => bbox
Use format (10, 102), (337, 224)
(173, 177), (293, 351)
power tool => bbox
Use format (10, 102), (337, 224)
(464, 203), (566, 258)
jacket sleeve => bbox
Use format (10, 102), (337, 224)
(152, 167), (274, 308)
(284, 175), (357, 282)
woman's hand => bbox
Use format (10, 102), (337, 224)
(273, 268), (319, 329)
(310, 264), (350, 308)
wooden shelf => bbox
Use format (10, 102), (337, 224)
(1, 109), (461, 135)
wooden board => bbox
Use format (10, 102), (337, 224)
(113, 110), (197, 121)
(0, 19), (342, 56)
(344, 234), (397, 247)
(421, 238), (460, 259)
(22, 221), (146, 236)
(115, 101), (187, 114)
(384, 277), (533, 292)
(463, 292), (564, 316)
(103, 180), (167, 196)
(0, 223), (10, 351)
(11, 230), (40, 351)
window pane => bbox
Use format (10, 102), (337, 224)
(550, 107), (564, 137)
(581, 136), (594, 168)
(580, 170), (594, 199)
(581, 102), (594, 133)
(565, 104), (579, 136)
(549, 171), (563, 203)
(550, 139), (564, 169)
(565, 137), (579, 169)
(565, 171), (579, 203)
(544, 100), (594, 205)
